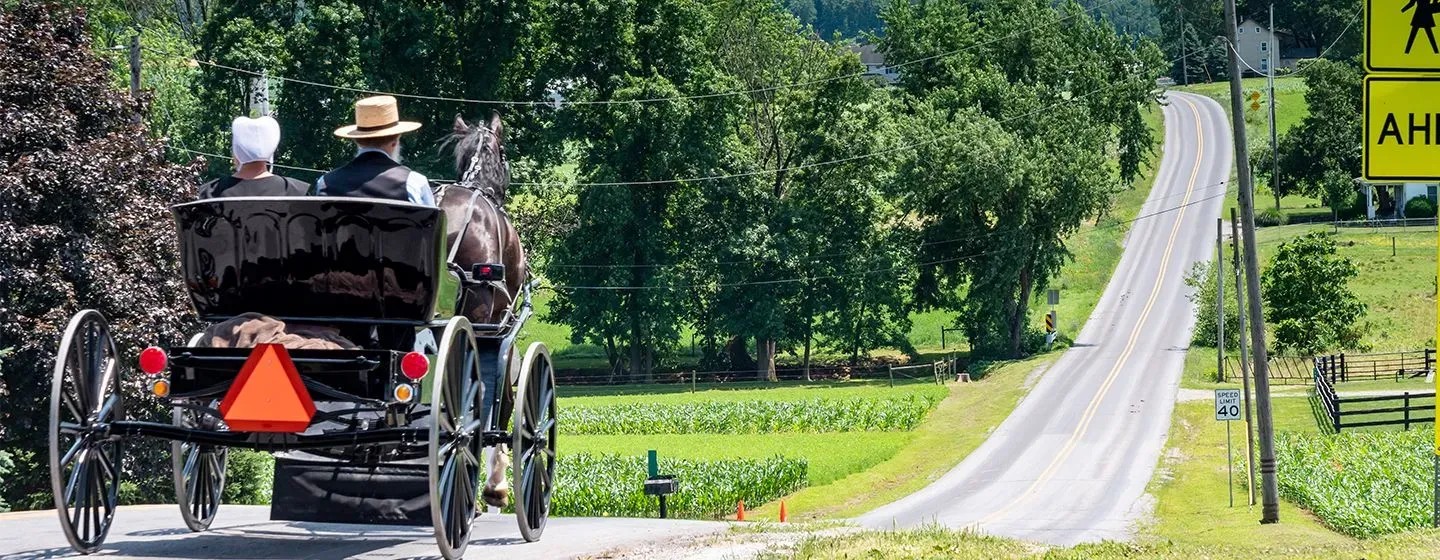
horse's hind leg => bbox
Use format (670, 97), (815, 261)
(483, 446), (511, 508)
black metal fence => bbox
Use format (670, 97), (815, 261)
(1224, 350), (1434, 385)
(1313, 366), (1436, 433)
(1315, 350), (1435, 383)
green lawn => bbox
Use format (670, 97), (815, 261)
(1181, 224), (1436, 390)
(562, 432), (910, 486)
(1177, 76), (1328, 219)
(747, 357), (1047, 521)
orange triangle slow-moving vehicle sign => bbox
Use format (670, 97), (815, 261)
(219, 344), (316, 432)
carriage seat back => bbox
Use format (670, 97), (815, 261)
(172, 197), (446, 325)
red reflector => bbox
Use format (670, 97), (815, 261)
(401, 352), (429, 380)
(139, 347), (167, 375)
(219, 344), (316, 433)
(480, 266), (492, 276)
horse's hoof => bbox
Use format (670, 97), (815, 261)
(482, 487), (509, 508)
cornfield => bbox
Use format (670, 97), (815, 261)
(1272, 429), (1435, 538)
(551, 453), (808, 518)
(560, 395), (943, 435)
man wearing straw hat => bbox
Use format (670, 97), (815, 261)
(313, 95), (436, 206)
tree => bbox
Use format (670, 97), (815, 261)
(1274, 57), (1362, 211)
(547, 0), (744, 381)
(1183, 261), (1242, 349)
(0, 2), (200, 508)
(1261, 232), (1368, 355)
(881, 0), (1161, 358)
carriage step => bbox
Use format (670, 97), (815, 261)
(270, 457), (430, 526)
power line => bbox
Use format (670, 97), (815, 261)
(544, 186), (1232, 291)
(1224, 6), (1360, 79)
(171, 49), (1188, 190)
(138, 0), (1129, 108)
(542, 180), (1233, 270)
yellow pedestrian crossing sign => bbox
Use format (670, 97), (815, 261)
(1368, 0), (1440, 71)
(1363, 75), (1440, 180)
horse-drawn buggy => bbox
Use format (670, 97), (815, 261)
(46, 194), (556, 559)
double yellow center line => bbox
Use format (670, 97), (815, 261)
(976, 95), (1208, 528)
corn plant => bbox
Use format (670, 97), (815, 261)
(1272, 429), (1435, 538)
(551, 453), (807, 519)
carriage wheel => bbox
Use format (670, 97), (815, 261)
(428, 316), (484, 560)
(512, 342), (557, 542)
(172, 405), (227, 531)
(49, 310), (123, 555)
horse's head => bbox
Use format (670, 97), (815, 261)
(448, 111), (509, 202)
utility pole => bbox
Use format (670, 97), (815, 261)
(1216, 218), (1225, 383)
(1231, 208), (1257, 506)
(1268, 4), (1281, 211)
(127, 33), (141, 98)
(1181, 7), (1190, 86)
(1223, 0), (1282, 523)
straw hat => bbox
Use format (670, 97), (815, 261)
(333, 95), (422, 139)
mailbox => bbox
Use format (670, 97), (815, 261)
(643, 475), (678, 518)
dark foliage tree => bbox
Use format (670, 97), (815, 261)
(1274, 57), (1362, 210)
(1261, 232), (1368, 355)
(0, 2), (199, 508)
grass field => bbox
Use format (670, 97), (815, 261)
(1180, 224), (1436, 389)
(1177, 76), (1330, 221)
(746, 358), (1047, 521)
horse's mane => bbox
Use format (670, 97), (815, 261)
(440, 113), (509, 202)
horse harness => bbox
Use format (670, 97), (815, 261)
(440, 128), (514, 323)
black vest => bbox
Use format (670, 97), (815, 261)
(317, 151), (411, 202)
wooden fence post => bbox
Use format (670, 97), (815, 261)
(1404, 392), (1411, 431)
(887, 364), (893, 388)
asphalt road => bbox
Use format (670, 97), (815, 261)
(0, 505), (726, 559)
(858, 91), (1232, 545)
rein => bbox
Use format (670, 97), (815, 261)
(443, 130), (514, 323)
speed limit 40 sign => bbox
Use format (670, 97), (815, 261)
(1215, 389), (1242, 421)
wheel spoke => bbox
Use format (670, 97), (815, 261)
(59, 438), (85, 467)
(538, 417), (556, 437)
(66, 450), (88, 508)
(95, 394), (118, 423)
(459, 445), (480, 468)
(61, 390), (84, 424)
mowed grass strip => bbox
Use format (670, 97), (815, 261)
(559, 378), (947, 405)
(562, 432), (910, 486)
(1134, 400), (1440, 558)
(745, 357), (1046, 521)
(561, 394), (943, 435)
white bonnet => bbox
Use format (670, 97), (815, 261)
(231, 116), (280, 165)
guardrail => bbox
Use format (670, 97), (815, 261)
(1313, 365), (1436, 432)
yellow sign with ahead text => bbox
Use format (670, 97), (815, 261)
(1363, 76), (1440, 181)
(1368, 0), (1440, 71)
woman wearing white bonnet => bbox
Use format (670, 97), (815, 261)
(197, 116), (309, 198)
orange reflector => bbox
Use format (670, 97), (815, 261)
(149, 379), (170, 398)
(219, 344), (315, 433)
(393, 383), (414, 403)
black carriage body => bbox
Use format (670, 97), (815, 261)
(172, 197), (448, 325)
(167, 347), (401, 402)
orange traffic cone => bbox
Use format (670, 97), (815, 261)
(779, 499), (788, 523)
(736, 499), (746, 521)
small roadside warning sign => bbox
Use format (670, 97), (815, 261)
(1367, 0), (1440, 72)
(1047, 289), (1060, 306)
(1363, 76), (1440, 181)
(1044, 311), (1055, 333)
(1215, 389), (1242, 421)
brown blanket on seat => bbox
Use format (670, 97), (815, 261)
(198, 312), (359, 350)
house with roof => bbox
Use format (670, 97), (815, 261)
(1234, 18), (1319, 76)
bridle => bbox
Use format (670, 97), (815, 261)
(441, 125), (514, 322)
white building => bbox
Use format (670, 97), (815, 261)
(851, 44), (899, 84)
(1234, 18), (1316, 76)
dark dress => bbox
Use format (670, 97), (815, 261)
(197, 175), (310, 199)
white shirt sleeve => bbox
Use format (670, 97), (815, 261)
(407, 172), (436, 206)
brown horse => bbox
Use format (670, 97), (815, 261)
(441, 112), (528, 323)
(439, 111), (527, 508)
